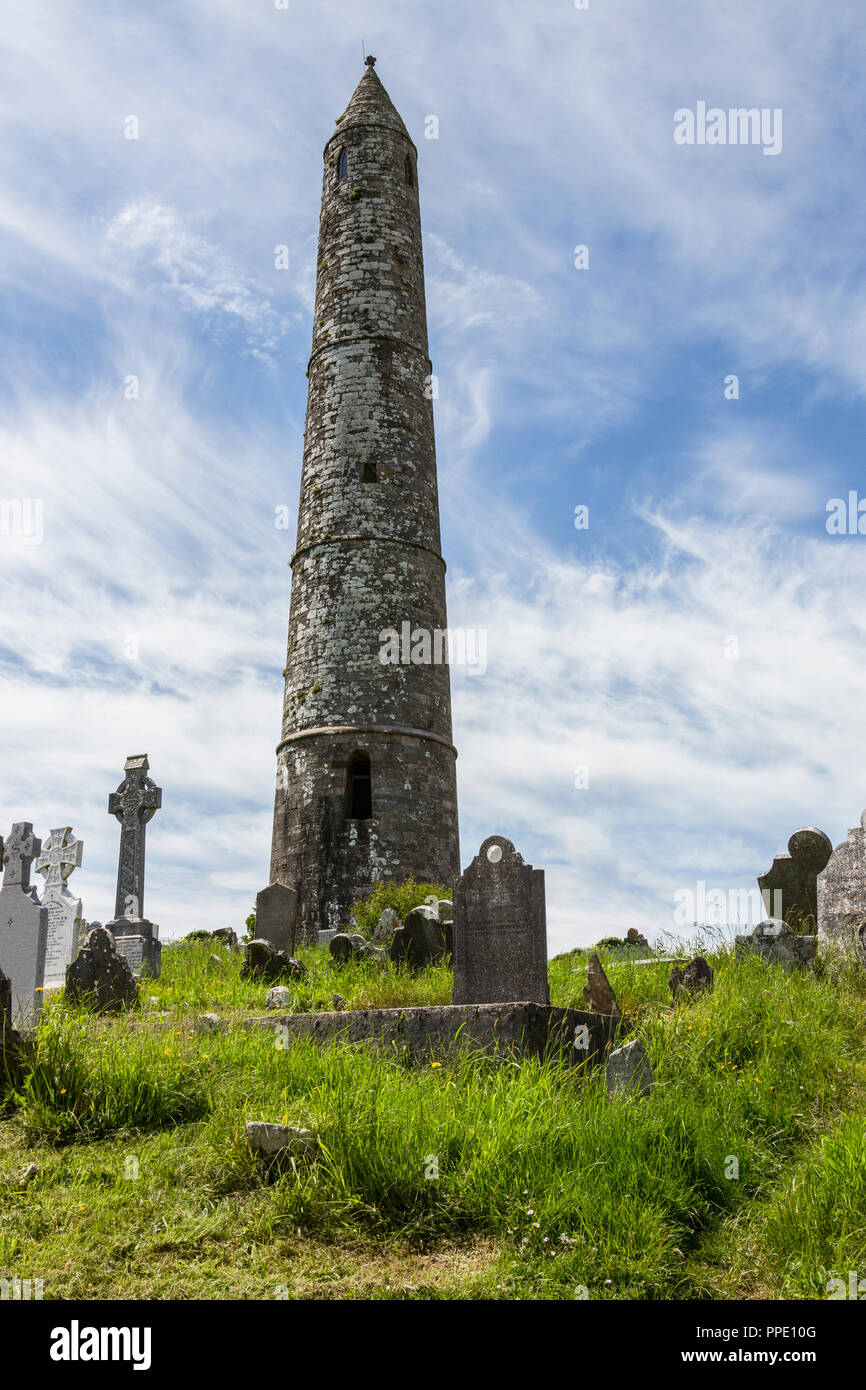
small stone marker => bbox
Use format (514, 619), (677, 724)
(371, 907), (400, 945)
(245, 1121), (318, 1159)
(606, 1039), (654, 1099)
(35, 827), (84, 991)
(735, 918), (817, 971)
(758, 827), (832, 927)
(265, 986), (293, 1010)
(669, 955), (714, 999)
(452, 835), (549, 1006)
(105, 754), (163, 978)
(582, 952), (621, 1019)
(818, 810), (866, 960)
(65, 926), (137, 1013)
(254, 883), (298, 954)
(0, 823), (48, 1027)
(241, 938), (307, 982)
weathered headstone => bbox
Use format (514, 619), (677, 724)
(393, 903), (451, 966)
(735, 918), (817, 970)
(606, 1039), (654, 1099)
(371, 907), (400, 945)
(0, 824), (48, 1027)
(65, 926), (137, 1014)
(583, 952), (621, 1019)
(35, 827), (84, 992)
(105, 754), (163, 978)
(669, 955), (714, 1000)
(241, 938), (307, 983)
(254, 883), (298, 954)
(452, 835), (549, 1006)
(818, 810), (866, 960)
(758, 827), (833, 927)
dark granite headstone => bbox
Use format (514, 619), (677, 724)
(65, 926), (137, 1013)
(669, 955), (714, 999)
(758, 827), (832, 927)
(255, 883), (298, 954)
(241, 938), (307, 983)
(818, 810), (866, 960)
(452, 835), (549, 1006)
(0, 823), (49, 1027)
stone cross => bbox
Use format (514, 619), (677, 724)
(757, 826), (832, 928)
(2, 822), (40, 890)
(35, 827), (83, 893)
(35, 828), (84, 991)
(452, 835), (549, 1007)
(108, 755), (162, 921)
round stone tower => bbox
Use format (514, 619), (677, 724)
(270, 59), (460, 940)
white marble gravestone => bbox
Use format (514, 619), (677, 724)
(35, 827), (84, 991)
(0, 823), (49, 1026)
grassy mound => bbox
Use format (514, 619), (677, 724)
(0, 939), (864, 1299)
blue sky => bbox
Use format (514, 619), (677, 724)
(2, 0), (866, 950)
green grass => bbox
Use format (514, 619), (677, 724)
(1, 939), (865, 1299)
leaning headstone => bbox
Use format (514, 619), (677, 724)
(241, 938), (307, 983)
(35, 827), (84, 992)
(606, 1039), (654, 1099)
(735, 919), (817, 971)
(65, 926), (137, 1013)
(818, 810), (866, 960)
(0, 824), (49, 1027)
(212, 928), (239, 951)
(401, 904), (451, 966)
(104, 754), (163, 978)
(759, 827), (833, 927)
(254, 883), (297, 954)
(669, 955), (714, 1000)
(582, 952), (621, 1019)
(452, 835), (549, 1006)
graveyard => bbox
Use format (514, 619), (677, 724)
(3, 11), (866, 1337)
(2, 816), (866, 1299)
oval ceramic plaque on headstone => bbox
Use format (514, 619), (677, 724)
(486, 844), (503, 864)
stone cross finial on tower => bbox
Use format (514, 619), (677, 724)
(108, 755), (162, 921)
(2, 823), (41, 890)
(365, 54), (376, 67)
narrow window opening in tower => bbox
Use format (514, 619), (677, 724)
(346, 752), (372, 819)
(405, 154), (414, 187)
(361, 459), (377, 483)
(337, 149), (348, 180)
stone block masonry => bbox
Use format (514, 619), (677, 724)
(269, 62), (460, 939)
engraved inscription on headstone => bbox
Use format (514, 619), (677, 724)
(758, 827), (833, 928)
(818, 809), (866, 960)
(35, 827), (84, 990)
(0, 822), (49, 1026)
(452, 835), (549, 1006)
